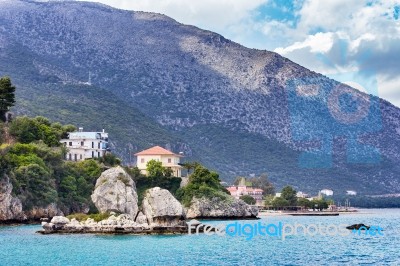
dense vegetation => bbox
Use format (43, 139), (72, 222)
(265, 186), (331, 211)
(0, 115), (119, 214)
(176, 164), (230, 207)
(127, 160), (181, 205)
(240, 195), (256, 205)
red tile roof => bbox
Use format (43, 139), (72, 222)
(134, 146), (182, 156)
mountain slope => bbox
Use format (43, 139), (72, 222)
(0, 0), (400, 195)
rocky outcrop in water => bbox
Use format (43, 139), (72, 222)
(186, 197), (258, 219)
(41, 186), (188, 234)
(142, 187), (186, 227)
(91, 166), (139, 218)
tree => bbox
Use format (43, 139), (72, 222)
(233, 176), (246, 186)
(249, 173), (275, 195)
(297, 198), (311, 209)
(96, 153), (121, 167)
(0, 77), (16, 122)
(271, 197), (289, 208)
(311, 198), (329, 211)
(240, 195), (256, 205)
(176, 164), (229, 206)
(281, 186), (297, 206)
(181, 161), (200, 176)
(263, 195), (274, 207)
(146, 159), (165, 177)
(13, 163), (58, 210)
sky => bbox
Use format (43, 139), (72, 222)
(80, 0), (400, 107)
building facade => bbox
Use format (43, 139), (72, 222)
(227, 185), (263, 205)
(61, 128), (109, 161)
(135, 146), (183, 177)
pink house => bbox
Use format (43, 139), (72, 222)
(227, 185), (263, 205)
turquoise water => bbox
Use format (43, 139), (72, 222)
(0, 209), (399, 265)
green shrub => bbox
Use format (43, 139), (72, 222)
(176, 164), (229, 207)
(67, 212), (112, 222)
(240, 195), (256, 205)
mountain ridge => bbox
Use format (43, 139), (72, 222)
(1, 0), (400, 195)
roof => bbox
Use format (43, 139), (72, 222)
(134, 146), (183, 156)
(67, 132), (108, 140)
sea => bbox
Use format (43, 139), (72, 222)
(0, 209), (399, 265)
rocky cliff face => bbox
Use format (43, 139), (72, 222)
(0, 174), (25, 221)
(91, 166), (139, 218)
(0, 174), (63, 222)
(186, 197), (259, 219)
(0, 0), (399, 194)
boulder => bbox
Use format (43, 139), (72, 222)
(186, 196), (258, 219)
(50, 216), (70, 225)
(141, 187), (185, 226)
(91, 166), (138, 218)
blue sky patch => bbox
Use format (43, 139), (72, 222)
(255, 0), (302, 27)
(394, 6), (399, 20)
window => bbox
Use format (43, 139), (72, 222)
(81, 141), (84, 146)
(168, 158), (172, 163)
(80, 154), (82, 160)
(69, 142), (72, 146)
(74, 154), (77, 161)
(92, 151), (94, 158)
(98, 143), (101, 149)
(68, 154), (71, 160)
(141, 158), (145, 163)
(98, 152), (100, 158)
(92, 142), (94, 148)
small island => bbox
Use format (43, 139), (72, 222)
(39, 166), (257, 234)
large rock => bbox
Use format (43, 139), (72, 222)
(91, 166), (138, 217)
(141, 187), (185, 226)
(0, 174), (26, 221)
(50, 216), (70, 225)
(186, 196), (259, 219)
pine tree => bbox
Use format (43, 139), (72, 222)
(0, 76), (16, 122)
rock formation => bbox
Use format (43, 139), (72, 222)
(91, 166), (139, 218)
(25, 203), (64, 220)
(186, 196), (259, 219)
(0, 174), (26, 221)
(141, 187), (186, 226)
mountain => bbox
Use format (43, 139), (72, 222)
(0, 0), (400, 195)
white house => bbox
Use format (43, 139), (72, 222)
(346, 190), (357, 196)
(61, 128), (109, 161)
(320, 189), (334, 196)
(296, 191), (309, 198)
(135, 146), (183, 177)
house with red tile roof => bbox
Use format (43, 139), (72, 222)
(134, 146), (183, 177)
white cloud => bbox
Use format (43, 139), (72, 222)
(79, 0), (268, 33)
(274, 32), (334, 55)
